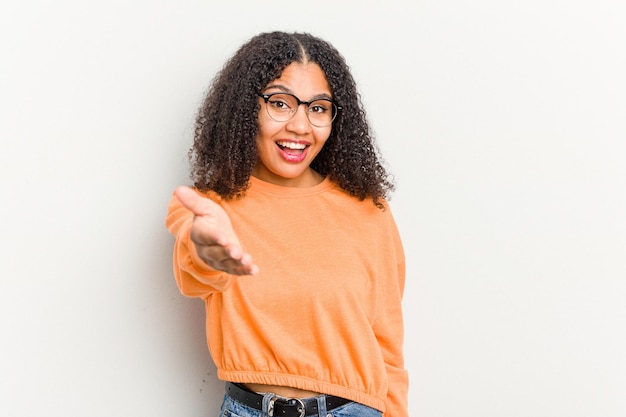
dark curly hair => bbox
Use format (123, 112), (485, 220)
(190, 31), (395, 208)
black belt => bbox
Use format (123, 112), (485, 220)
(225, 382), (352, 417)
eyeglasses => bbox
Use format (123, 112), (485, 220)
(258, 92), (341, 127)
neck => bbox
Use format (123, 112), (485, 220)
(250, 167), (324, 188)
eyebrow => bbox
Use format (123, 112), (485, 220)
(263, 84), (333, 100)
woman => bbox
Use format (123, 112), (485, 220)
(166, 31), (408, 417)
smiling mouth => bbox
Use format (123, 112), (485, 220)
(276, 140), (308, 154)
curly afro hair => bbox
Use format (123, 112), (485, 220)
(190, 31), (395, 208)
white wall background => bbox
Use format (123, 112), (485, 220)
(1, 1), (625, 416)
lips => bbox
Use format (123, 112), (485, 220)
(276, 140), (309, 162)
(277, 140), (307, 152)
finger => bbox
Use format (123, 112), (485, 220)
(239, 252), (254, 267)
(174, 186), (214, 216)
(199, 251), (258, 276)
(241, 258), (260, 275)
(196, 243), (234, 264)
(211, 243), (248, 267)
(223, 259), (260, 276)
(247, 264), (260, 275)
(232, 264), (260, 276)
(198, 244), (259, 276)
(229, 252), (259, 276)
(223, 242), (244, 261)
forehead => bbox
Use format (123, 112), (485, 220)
(265, 62), (331, 97)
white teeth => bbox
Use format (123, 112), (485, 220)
(277, 141), (306, 150)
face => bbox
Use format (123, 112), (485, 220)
(252, 61), (333, 187)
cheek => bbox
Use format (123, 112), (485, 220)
(256, 119), (274, 143)
(257, 105), (273, 132)
(314, 128), (332, 145)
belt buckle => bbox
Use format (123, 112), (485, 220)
(267, 395), (305, 417)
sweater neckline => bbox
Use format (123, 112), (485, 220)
(248, 175), (334, 196)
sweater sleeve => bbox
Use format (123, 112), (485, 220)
(373, 209), (409, 417)
(165, 191), (236, 297)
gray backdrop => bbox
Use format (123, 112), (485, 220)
(1, 0), (625, 416)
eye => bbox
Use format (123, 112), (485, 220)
(309, 101), (331, 114)
(267, 94), (294, 112)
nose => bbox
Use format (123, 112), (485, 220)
(285, 104), (312, 134)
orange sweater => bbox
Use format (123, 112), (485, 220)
(165, 176), (408, 416)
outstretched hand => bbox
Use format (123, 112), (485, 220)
(174, 186), (259, 276)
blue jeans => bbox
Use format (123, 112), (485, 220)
(218, 394), (382, 417)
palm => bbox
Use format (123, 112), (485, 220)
(174, 186), (259, 276)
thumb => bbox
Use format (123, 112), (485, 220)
(174, 186), (214, 216)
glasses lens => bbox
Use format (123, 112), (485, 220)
(265, 93), (297, 122)
(263, 93), (338, 127)
(308, 99), (336, 127)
